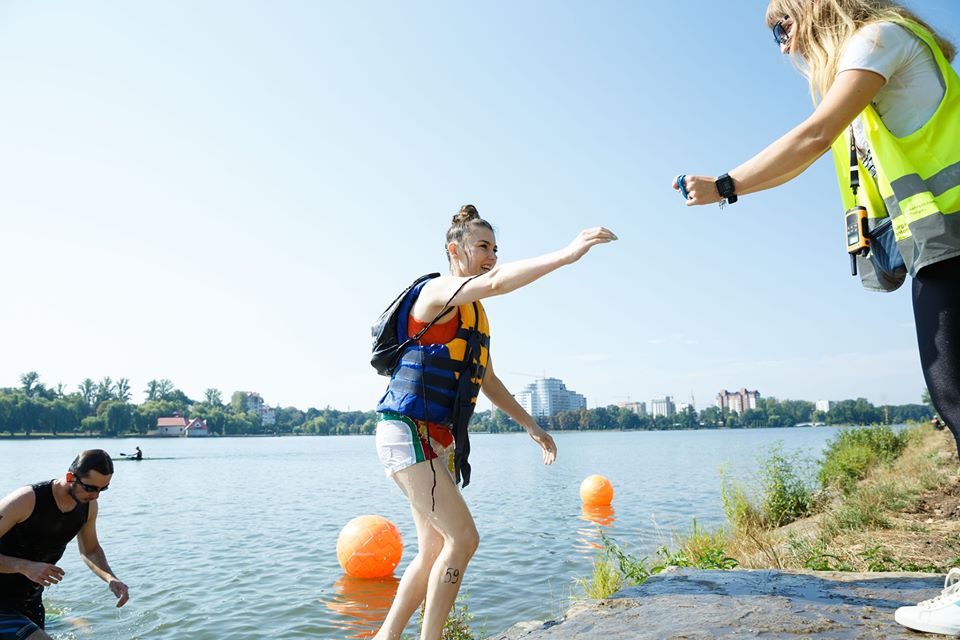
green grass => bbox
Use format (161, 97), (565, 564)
(722, 446), (816, 531)
(660, 519), (738, 570)
(577, 525), (738, 599)
(404, 593), (483, 640)
(824, 482), (911, 533)
(819, 426), (909, 493)
(439, 594), (481, 640)
(576, 548), (625, 599)
(859, 545), (944, 573)
(759, 447), (816, 527)
(785, 533), (853, 572)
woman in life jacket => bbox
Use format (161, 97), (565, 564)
(675, 1), (959, 635)
(372, 205), (616, 640)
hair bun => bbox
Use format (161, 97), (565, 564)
(452, 204), (479, 225)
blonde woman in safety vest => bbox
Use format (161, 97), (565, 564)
(674, 1), (959, 635)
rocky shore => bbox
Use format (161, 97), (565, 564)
(487, 568), (952, 639)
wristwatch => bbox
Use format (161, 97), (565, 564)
(716, 173), (738, 204)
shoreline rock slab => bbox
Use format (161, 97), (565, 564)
(487, 568), (952, 639)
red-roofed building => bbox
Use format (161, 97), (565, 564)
(184, 418), (209, 437)
(149, 417), (188, 437)
(149, 416), (210, 437)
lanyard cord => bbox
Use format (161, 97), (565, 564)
(415, 274), (481, 512)
(849, 126), (860, 198)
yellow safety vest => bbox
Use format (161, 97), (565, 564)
(830, 20), (960, 290)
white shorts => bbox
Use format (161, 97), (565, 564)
(375, 414), (454, 478)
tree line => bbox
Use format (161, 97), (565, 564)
(0, 372), (376, 437)
(0, 372), (933, 437)
(471, 396), (933, 433)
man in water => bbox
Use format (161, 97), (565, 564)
(131, 447), (142, 460)
(0, 449), (130, 639)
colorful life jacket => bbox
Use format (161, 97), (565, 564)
(829, 20), (960, 291)
(376, 277), (490, 486)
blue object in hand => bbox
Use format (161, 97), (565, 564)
(675, 174), (689, 200)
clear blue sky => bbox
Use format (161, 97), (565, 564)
(1, 1), (957, 412)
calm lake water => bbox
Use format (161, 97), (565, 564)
(0, 427), (856, 639)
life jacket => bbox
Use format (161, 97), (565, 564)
(376, 277), (490, 486)
(829, 20), (960, 291)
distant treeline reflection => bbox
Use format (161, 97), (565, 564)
(0, 372), (934, 437)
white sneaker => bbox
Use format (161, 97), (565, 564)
(895, 568), (960, 636)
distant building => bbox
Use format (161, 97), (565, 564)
(515, 377), (586, 418)
(676, 402), (693, 414)
(245, 392), (263, 413)
(183, 418), (210, 437)
(150, 417), (188, 437)
(716, 388), (760, 415)
(244, 392), (276, 426)
(150, 416), (209, 437)
(618, 401), (647, 416)
(261, 406), (276, 426)
(816, 400), (834, 413)
(650, 396), (676, 418)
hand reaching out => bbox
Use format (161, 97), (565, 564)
(565, 227), (618, 263)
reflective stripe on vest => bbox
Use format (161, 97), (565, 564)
(830, 20), (960, 274)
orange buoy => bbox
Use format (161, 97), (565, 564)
(336, 515), (403, 578)
(579, 474), (614, 506)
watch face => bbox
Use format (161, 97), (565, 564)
(717, 176), (734, 197)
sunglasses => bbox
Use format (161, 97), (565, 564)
(73, 477), (109, 493)
(772, 15), (791, 46)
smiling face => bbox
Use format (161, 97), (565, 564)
(448, 226), (498, 277)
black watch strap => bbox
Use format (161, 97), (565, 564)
(716, 173), (738, 204)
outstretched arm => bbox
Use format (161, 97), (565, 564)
(676, 69), (885, 205)
(414, 227), (617, 322)
(481, 358), (557, 465)
(77, 501), (129, 607)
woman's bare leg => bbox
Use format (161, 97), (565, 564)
(373, 497), (444, 639)
(393, 462), (479, 640)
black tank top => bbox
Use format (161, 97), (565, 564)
(0, 481), (89, 602)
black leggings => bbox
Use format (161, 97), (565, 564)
(913, 255), (960, 456)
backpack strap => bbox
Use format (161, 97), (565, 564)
(407, 274), (481, 343)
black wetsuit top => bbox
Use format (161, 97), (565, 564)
(0, 481), (89, 602)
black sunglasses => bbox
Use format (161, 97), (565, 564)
(772, 15), (791, 46)
(74, 477), (109, 493)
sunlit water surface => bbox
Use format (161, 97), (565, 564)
(0, 428), (854, 638)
